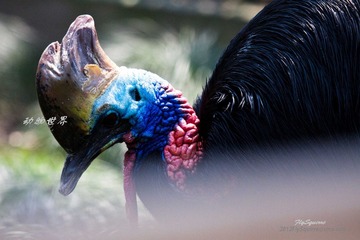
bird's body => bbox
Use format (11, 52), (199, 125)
(36, 0), (360, 224)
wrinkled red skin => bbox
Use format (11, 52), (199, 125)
(164, 113), (203, 191)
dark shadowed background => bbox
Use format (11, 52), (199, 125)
(0, 0), (359, 239)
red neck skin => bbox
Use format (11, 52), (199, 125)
(123, 91), (203, 225)
(161, 82), (203, 191)
(123, 151), (138, 226)
(163, 111), (203, 191)
(123, 133), (138, 226)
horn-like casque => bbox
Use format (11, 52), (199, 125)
(36, 15), (118, 153)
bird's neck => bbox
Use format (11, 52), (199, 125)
(122, 82), (204, 224)
(156, 81), (204, 192)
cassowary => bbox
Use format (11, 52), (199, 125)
(36, 0), (360, 224)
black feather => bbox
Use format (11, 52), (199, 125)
(194, 0), (360, 159)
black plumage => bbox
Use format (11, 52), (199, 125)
(195, 0), (360, 156)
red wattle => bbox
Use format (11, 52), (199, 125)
(163, 112), (203, 191)
(123, 133), (138, 226)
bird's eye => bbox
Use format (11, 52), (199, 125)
(102, 111), (119, 128)
(130, 88), (141, 101)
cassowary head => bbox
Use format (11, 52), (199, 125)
(37, 15), (202, 222)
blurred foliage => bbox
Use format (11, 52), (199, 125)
(0, 14), (39, 136)
(0, 147), (154, 239)
(103, 19), (220, 102)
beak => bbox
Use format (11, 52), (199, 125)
(58, 115), (132, 196)
(58, 118), (132, 196)
(59, 148), (100, 196)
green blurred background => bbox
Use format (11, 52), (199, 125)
(0, 0), (266, 238)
